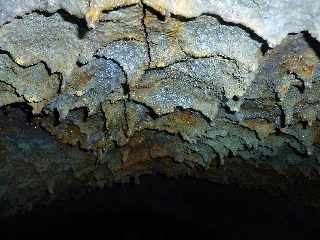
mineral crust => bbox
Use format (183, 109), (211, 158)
(0, 0), (320, 215)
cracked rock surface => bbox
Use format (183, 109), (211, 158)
(1, 1), (320, 215)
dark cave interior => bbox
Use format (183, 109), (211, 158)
(1, 175), (320, 239)
(1, 94), (320, 240)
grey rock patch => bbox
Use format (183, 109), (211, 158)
(143, 0), (320, 47)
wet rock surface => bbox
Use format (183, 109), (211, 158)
(0, 1), (320, 215)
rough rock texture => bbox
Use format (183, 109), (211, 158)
(0, 0), (138, 27)
(143, 0), (320, 47)
(46, 58), (126, 119)
(1, 1), (320, 215)
(0, 55), (60, 111)
(2, 0), (319, 47)
(0, 13), (92, 82)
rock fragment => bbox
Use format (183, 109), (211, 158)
(144, 9), (187, 68)
(0, 13), (91, 81)
(86, 5), (146, 46)
(178, 15), (262, 72)
(85, 0), (140, 28)
(0, 0), (89, 26)
(46, 58), (126, 119)
(131, 57), (251, 120)
(0, 54), (59, 110)
(97, 41), (149, 85)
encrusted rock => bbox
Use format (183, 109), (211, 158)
(46, 58), (126, 119)
(143, 0), (320, 47)
(1, 1), (320, 215)
(131, 57), (250, 120)
(0, 13), (91, 81)
(0, 54), (59, 109)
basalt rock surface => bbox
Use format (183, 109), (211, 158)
(1, 1), (320, 215)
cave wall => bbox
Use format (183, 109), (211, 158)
(1, 0), (320, 214)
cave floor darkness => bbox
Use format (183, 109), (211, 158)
(1, 175), (320, 239)
(0, 105), (320, 239)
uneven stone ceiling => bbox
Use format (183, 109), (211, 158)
(1, 0), (319, 46)
(1, 0), (320, 214)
